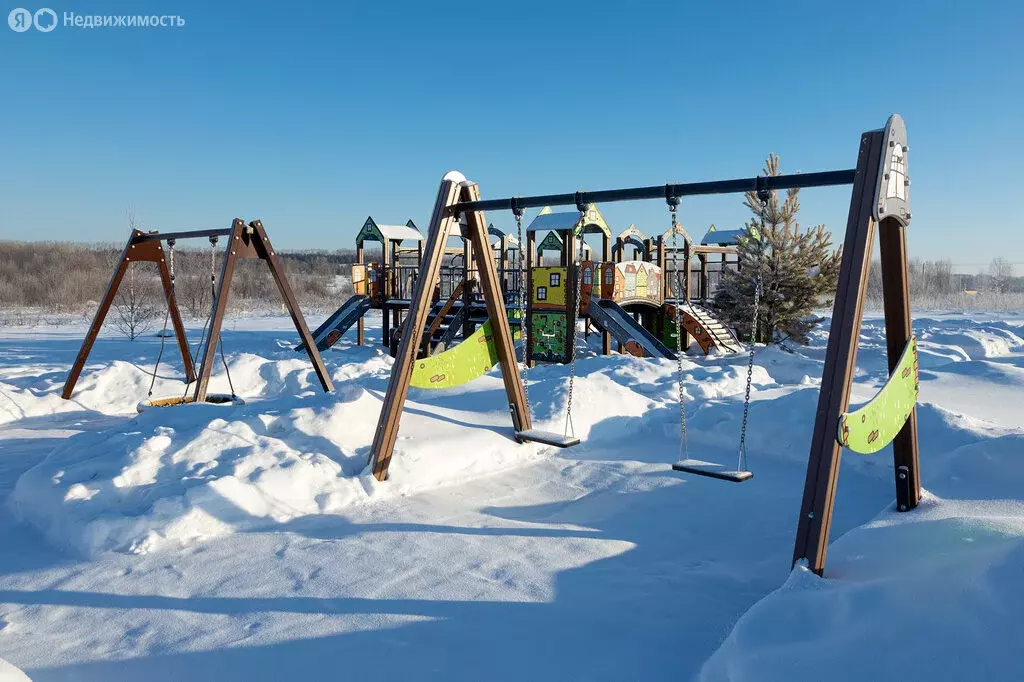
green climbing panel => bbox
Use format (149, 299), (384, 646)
(837, 336), (919, 454)
(531, 312), (569, 363)
(661, 318), (680, 349)
(410, 320), (500, 389)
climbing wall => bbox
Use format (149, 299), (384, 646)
(531, 312), (569, 363)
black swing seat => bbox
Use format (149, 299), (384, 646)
(672, 459), (753, 483)
(515, 429), (581, 448)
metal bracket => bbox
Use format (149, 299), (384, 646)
(874, 114), (911, 226)
(665, 184), (680, 211)
(754, 175), (772, 207)
(895, 465), (912, 511)
(574, 192), (587, 214)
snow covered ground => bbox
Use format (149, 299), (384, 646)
(0, 310), (1022, 681)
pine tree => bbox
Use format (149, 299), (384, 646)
(712, 154), (842, 345)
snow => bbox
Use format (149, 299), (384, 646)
(0, 310), (1022, 680)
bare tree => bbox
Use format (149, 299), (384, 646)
(989, 257), (1015, 294)
(111, 207), (160, 340)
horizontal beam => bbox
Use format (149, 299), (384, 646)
(454, 169), (856, 214)
(133, 228), (234, 244)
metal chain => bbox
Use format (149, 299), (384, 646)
(668, 197), (688, 463)
(563, 209), (585, 439)
(149, 240), (176, 397)
(513, 205), (531, 420)
(737, 188), (768, 471)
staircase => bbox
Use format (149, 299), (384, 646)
(686, 303), (743, 353)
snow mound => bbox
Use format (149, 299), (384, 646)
(9, 386), (384, 556)
(699, 494), (1024, 682)
(0, 659), (30, 682)
(916, 319), (1024, 361)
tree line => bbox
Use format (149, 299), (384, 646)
(0, 240), (357, 322)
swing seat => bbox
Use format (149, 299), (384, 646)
(672, 459), (753, 483)
(137, 393), (246, 413)
(515, 429), (581, 448)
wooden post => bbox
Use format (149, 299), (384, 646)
(698, 254), (708, 301)
(681, 236), (692, 349)
(792, 128), (885, 575)
(462, 224), (474, 338)
(62, 233), (136, 399)
(381, 238), (392, 347)
(602, 232), (612, 355)
(356, 243), (365, 346)
(879, 218), (921, 510)
(369, 176), (465, 480)
(248, 220), (334, 394)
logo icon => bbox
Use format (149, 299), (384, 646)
(8, 7), (32, 31)
(34, 7), (56, 31)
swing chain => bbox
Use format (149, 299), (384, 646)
(148, 239), (176, 397)
(737, 183), (769, 470)
(513, 200), (531, 419)
(666, 191), (688, 462)
(562, 201), (587, 439)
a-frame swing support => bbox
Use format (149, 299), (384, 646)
(62, 230), (195, 400)
(369, 173), (536, 482)
(62, 219), (334, 402)
(792, 115), (920, 576)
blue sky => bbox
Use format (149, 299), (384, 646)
(1, 0), (1021, 271)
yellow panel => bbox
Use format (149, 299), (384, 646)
(532, 267), (567, 307)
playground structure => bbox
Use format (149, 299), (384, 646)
(61, 219), (334, 404)
(367, 113), (919, 577)
(522, 207), (743, 364)
(303, 216), (523, 355)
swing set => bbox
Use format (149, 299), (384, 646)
(369, 115), (919, 576)
(61, 218), (335, 406)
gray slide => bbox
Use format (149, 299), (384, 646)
(587, 299), (677, 359)
(297, 294), (372, 352)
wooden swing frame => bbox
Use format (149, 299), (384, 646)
(792, 115), (920, 576)
(370, 117), (920, 578)
(62, 218), (334, 403)
(369, 175), (563, 482)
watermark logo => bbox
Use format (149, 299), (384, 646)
(8, 8), (185, 32)
(8, 7), (32, 31)
(34, 7), (56, 31)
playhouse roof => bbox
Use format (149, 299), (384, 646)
(527, 210), (579, 233)
(660, 222), (694, 245)
(356, 217), (422, 247)
(618, 224), (648, 242)
(526, 204), (612, 238)
(492, 234), (520, 249)
(536, 230), (592, 255)
(700, 226), (747, 246)
(377, 223), (423, 242)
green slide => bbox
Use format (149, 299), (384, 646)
(837, 336), (919, 454)
(410, 320), (501, 389)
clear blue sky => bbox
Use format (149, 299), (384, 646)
(1, 0), (1021, 271)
